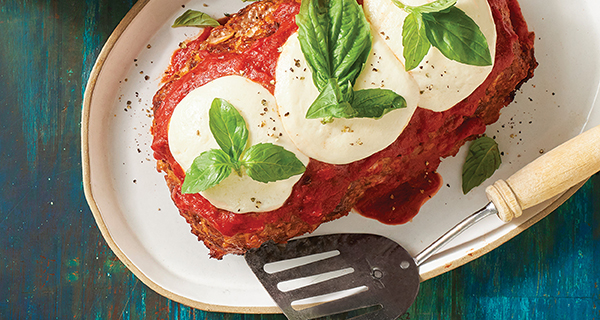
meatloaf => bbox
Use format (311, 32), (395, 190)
(151, 0), (537, 259)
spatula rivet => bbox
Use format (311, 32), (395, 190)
(400, 261), (410, 269)
(372, 268), (383, 279)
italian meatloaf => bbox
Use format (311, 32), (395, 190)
(151, 0), (537, 259)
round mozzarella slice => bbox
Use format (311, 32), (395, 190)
(363, 0), (497, 112)
(168, 75), (309, 213)
(274, 31), (420, 165)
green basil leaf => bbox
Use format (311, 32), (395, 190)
(296, 0), (333, 90)
(352, 89), (407, 119)
(297, 0), (373, 121)
(297, 0), (372, 91)
(391, 0), (410, 12)
(209, 98), (248, 161)
(328, 0), (372, 91)
(422, 7), (492, 66)
(181, 149), (233, 193)
(392, 0), (456, 14)
(305, 78), (357, 121)
(402, 12), (431, 71)
(172, 9), (220, 28)
(241, 143), (306, 183)
(414, 0), (456, 13)
(462, 136), (501, 194)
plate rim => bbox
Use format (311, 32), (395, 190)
(80, 0), (267, 314)
(80, 0), (587, 314)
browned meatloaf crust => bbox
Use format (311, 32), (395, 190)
(151, 0), (537, 259)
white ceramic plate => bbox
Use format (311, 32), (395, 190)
(82, 0), (600, 313)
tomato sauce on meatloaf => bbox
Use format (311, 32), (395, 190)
(151, 0), (536, 258)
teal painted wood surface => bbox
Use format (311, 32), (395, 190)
(0, 0), (599, 319)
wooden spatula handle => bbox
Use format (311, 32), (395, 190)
(486, 125), (600, 222)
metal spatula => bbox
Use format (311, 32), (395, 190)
(245, 125), (600, 320)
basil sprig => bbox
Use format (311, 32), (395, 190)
(296, 0), (407, 123)
(181, 98), (306, 194)
(393, 0), (492, 71)
(172, 9), (220, 28)
(462, 136), (501, 194)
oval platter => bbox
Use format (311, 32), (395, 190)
(82, 0), (600, 313)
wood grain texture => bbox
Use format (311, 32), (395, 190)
(1, 0), (599, 319)
(487, 125), (600, 222)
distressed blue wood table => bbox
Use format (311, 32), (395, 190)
(1, 0), (599, 319)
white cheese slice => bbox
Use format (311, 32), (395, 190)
(274, 31), (420, 165)
(168, 75), (309, 213)
(362, 0), (497, 112)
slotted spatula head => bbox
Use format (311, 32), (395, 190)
(245, 233), (420, 320)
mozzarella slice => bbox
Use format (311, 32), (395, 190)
(362, 0), (497, 112)
(274, 31), (420, 165)
(168, 75), (309, 213)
